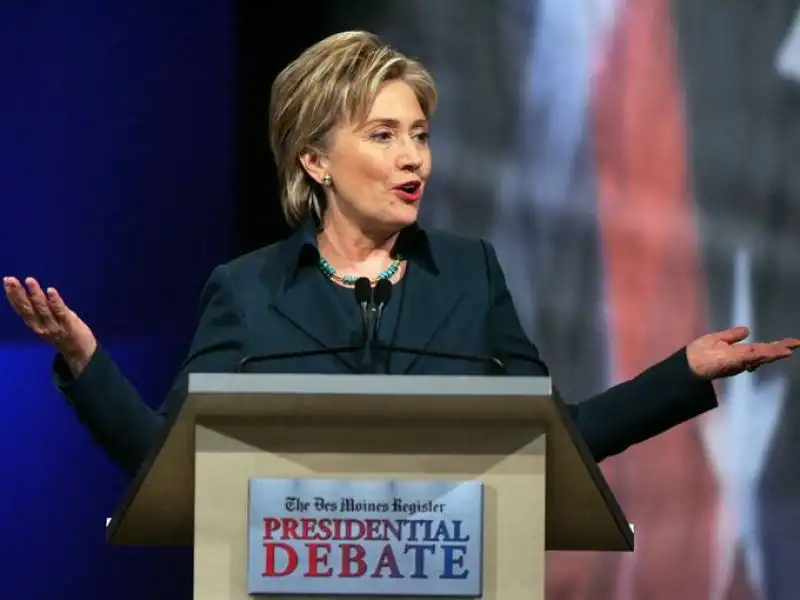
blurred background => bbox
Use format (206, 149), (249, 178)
(2, 0), (799, 598)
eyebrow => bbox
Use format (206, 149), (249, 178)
(362, 118), (429, 129)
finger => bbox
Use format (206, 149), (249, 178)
(746, 354), (781, 371)
(763, 342), (793, 358)
(775, 338), (800, 350)
(45, 287), (71, 323)
(737, 343), (793, 366)
(24, 278), (58, 328)
(742, 339), (798, 362)
(2, 275), (21, 291)
(3, 277), (40, 323)
(746, 354), (786, 371)
(716, 326), (750, 344)
(2, 276), (18, 305)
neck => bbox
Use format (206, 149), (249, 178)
(318, 213), (399, 267)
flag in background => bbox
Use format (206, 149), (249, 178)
(580, 0), (719, 597)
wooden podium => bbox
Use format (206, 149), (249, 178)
(105, 374), (633, 599)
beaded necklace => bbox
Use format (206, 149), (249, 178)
(318, 254), (402, 286)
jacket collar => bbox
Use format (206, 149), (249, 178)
(268, 214), (461, 374)
(278, 215), (438, 287)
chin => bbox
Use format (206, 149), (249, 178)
(371, 201), (420, 235)
(393, 202), (420, 226)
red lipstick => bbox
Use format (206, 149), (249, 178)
(392, 180), (422, 203)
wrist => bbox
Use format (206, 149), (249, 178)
(62, 341), (97, 378)
(684, 344), (708, 380)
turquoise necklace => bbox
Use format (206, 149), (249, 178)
(318, 254), (402, 286)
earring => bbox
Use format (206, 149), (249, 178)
(322, 174), (332, 187)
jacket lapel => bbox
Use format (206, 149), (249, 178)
(390, 258), (466, 374)
(263, 219), (363, 372)
(269, 269), (362, 372)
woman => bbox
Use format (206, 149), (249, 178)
(3, 31), (798, 477)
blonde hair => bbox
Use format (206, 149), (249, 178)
(269, 31), (437, 226)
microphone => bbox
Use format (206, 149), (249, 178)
(354, 277), (375, 366)
(372, 278), (392, 342)
(354, 277), (373, 345)
(370, 280), (510, 374)
(235, 277), (374, 373)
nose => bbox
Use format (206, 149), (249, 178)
(396, 138), (424, 172)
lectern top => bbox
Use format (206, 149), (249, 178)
(188, 373), (553, 397)
(185, 373), (554, 423)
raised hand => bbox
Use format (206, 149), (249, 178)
(3, 276), (97, 376)
(686, 326), (800, 380)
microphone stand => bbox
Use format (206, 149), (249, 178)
(355, 277), (375, 368)
(237, 277), (376, 373)
(374, 341), (507, 373)
(235, 345), (365, 372)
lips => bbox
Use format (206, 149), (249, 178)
(392, 181), (422, 203)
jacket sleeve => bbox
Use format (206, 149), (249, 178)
(481, 239), (718, 462)
(52, 264), (247, 476)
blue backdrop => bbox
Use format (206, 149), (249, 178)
(0, 2), (234, 597)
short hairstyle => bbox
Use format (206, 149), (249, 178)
(269, 31), (437, 226)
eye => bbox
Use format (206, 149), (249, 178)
(369, 130), (393, 142)
(413, 131), (430, 144)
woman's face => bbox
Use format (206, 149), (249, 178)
(311, 79), (432, 235)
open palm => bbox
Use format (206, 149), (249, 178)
(3, 276), (97, 375)
(687, 326), (800, 380)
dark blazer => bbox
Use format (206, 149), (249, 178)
(53, 218), (718, 477)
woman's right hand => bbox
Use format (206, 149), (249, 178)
(3, 276), (97, 377)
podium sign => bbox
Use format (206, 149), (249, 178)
(247, 478), (484, 597)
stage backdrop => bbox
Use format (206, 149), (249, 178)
(0, 1), (234, 598)
(328, 1), (800, 599)
(5, 2), (800, 599)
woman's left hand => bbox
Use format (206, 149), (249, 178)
(687, 326), (800, 379)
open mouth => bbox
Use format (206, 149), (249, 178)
(396, 182), (420, 193)
(393, 182), (422, 203)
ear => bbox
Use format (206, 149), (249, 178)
(298, 148), (330, 185)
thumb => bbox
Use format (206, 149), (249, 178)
(715, 325), (750, 344)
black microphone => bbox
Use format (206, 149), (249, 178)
(371, 280), (515, 374)
(235, 278), (374, 373)
(354, 277), (375, 367)
(372, 278), (392, 342)
(354, 277), (373, 345)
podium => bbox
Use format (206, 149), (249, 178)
(105, 374), (633, 599)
